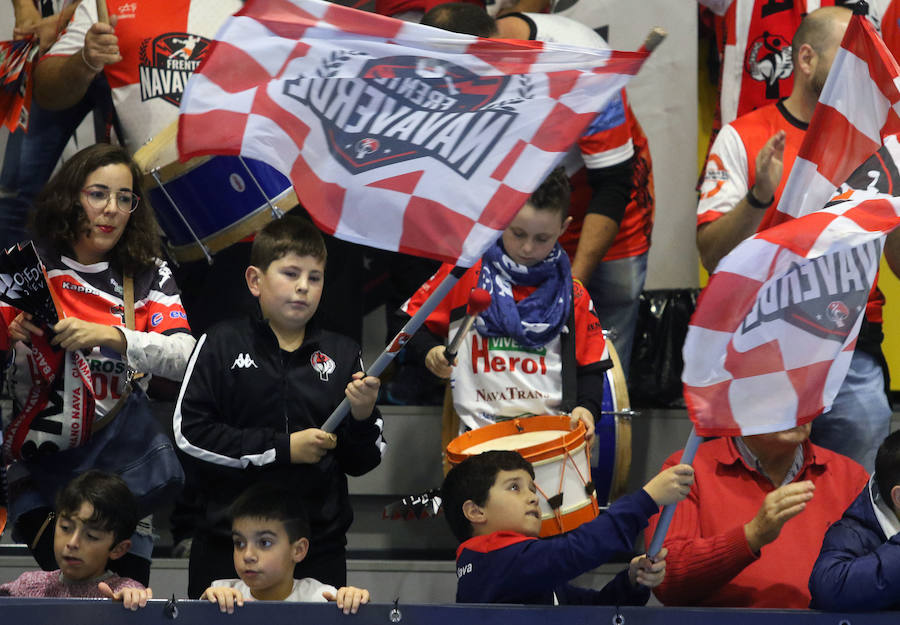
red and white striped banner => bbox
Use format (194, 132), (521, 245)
(774, 12), (900, 223)
(177, 0), (647, 267)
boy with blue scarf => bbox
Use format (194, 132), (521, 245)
(401, 168), (608, 439)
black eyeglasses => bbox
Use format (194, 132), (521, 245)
(81, 185), (141, 214)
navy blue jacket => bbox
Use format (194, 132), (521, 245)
(455, 489), (658, 605)
(809, 482), (900, 611)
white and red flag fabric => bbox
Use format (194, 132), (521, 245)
(683, 192), (900, 436)
(176, 0), (648, 266)
(773, 11), (900, 223)
(682, 9), (900, 437)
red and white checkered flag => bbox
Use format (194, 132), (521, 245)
(683, 9), (900, 437)
(774, 11), (900, 223)
(176, 0), (647, 267)
(683, 192), (900, 436)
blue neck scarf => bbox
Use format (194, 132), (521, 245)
(475, 239), (572, 349)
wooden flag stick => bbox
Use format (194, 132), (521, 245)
(95, 0), (109, 23)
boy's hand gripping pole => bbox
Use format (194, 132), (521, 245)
(444, 288), (491, 365)
(321, 266), (467, 433)
(646, 427), (701, 559)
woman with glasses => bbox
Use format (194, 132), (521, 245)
(1, 143), (195, 587)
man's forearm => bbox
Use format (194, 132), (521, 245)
(33, 53), (99, 110)
(696, 197), (767, 273)
(571, 213), (619, 284)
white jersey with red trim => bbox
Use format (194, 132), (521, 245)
(402, 262), (609, 431)
(46, 0), (241, 153)
(1, 251), (193, 419)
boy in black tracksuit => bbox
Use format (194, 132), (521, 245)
(173, 216), (385, 599)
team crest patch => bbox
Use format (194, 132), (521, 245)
(283, 54), (525, 178)
(744, 31), (792, 100)
(110, 304), (126, 324)
(311, 350), (336, 381)
(139, 32), (212, 106)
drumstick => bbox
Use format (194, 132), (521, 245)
(445, 288), (491, 365)
(96, 0), (109, 24)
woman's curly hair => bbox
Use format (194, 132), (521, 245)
(29, 143), (161, 275)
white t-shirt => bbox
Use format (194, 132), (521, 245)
(210, 577), (337, 603)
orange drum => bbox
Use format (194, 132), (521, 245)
(446, 415), (598, 537)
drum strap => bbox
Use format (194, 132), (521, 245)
(560, 294), (577, 412)
(91, 274), (144, 433)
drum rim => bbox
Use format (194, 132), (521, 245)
(446, 415), (586, 465)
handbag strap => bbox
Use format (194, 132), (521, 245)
(123, 272), (136, 330)
(92, 273), (142, 433)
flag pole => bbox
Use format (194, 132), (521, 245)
(646, 426), (701, 559)
(321, 265), (467, 433)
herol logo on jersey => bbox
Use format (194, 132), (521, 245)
(311, 350), (336, 381)
(139, 33), (211, 106)
(283, 53), (520, 178)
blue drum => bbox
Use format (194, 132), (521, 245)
(591, 339), (632, 507)
(134, 124), (298, 262)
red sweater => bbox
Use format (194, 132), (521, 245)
(645, 437), (868, 609)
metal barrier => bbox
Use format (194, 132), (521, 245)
(0, 599), (895, 625)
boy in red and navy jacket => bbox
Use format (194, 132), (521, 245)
(441, 450), (694, 605)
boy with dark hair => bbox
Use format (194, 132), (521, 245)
(0, 470), (152, 609)
(403, 167), (604, 439)
(442, 450), (693, 604)
(809, 430), (900, 611)
(201, 484), (369, 613)
(174, 215), (385, 598)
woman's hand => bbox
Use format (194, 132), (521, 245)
(51, 318), (126, 353)
(8, 312), (43, 344)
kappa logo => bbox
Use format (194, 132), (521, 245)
(310, 350), (336, 381)
(231, 353), (258, 369)
(744, 31), (793, 100)
(115, 2), (137, 18)
(283, 53), (521, 178)
(139, 32), (212, 106)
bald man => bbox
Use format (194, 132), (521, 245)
(696, 6), (896, 473)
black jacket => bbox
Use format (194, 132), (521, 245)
(173, 312), (384, 557)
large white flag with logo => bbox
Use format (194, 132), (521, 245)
(177, 0), (649, 266)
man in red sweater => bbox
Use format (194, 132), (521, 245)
(645, 424), (868, 608)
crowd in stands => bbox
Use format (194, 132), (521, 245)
(1, 0), (899, 613)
